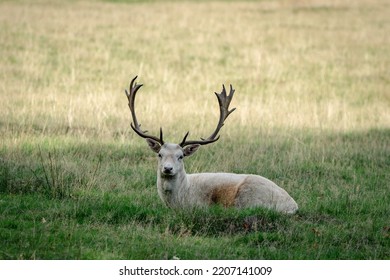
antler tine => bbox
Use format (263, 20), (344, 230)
(125, 76), (164, 145)
(180, 84), (236, 147)
(209, 84), (236, 139)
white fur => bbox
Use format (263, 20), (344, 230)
(148, 142), (298, 214)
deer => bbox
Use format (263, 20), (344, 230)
(124, 76), (298, 214)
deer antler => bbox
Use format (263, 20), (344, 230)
(125, 76), (164, 145)
(180, 84), (236, 147)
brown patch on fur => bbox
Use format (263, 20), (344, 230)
(209, 184), (239, 207)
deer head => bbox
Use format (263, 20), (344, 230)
(125, 76), (236, 177)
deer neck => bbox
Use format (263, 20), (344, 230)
(157, 168), (189, 207)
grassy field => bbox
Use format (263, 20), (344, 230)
(0, 0), (389, 259)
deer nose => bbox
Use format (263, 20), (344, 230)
(163, 166), (173, 173)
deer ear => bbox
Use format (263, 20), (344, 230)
(146, 138), (161, 153)
(183, 144), (200, 157)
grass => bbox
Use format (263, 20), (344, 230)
(0, 0), (389, 259)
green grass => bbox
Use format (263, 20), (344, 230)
(0, 0), (389, 259)
(1, 129), (389, 259)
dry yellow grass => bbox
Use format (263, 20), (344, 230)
(1, 0), (389, 146)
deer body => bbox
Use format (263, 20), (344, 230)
(153, 143), (298, 214)
(125, 76), (298, 214)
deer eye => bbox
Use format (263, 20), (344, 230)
(158, 153), (162, 158)
(178, 155), (184, 160)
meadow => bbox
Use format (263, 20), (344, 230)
(0, 0), (389, 259)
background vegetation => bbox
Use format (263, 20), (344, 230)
(0, 0), (389, 259)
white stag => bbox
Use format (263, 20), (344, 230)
(125, 76), (298, 214)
